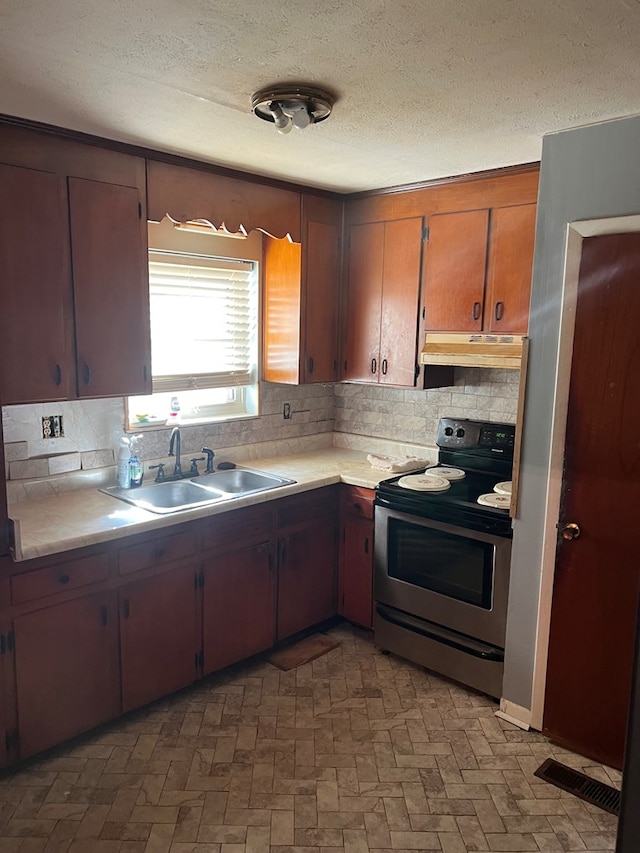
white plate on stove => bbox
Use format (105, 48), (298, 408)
(426, 466), (466, 481)
(477, 492), (511, 509)
(398, 474), (451, 492)
(494, 481), (512, 495)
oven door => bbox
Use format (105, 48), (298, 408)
(374, 506), (511, 649)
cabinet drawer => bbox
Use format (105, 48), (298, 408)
(118, 528), (197, 576)
(341, 486), (375, 520)
(11, 552), (109, 605)
(202, 505), (272, 553)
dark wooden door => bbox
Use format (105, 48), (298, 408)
(0, 420), (9, 556)
(0, 163), (73, 403)
(339, 515), (374, 629)
(343, 222), (384, 381)
(379, 217), (423, 386)
(303, 219), (340, 382)
(68, 177), (151, 398)
(120, 564), (199, 712)
(277, 518), (337, 641)
(544, 232), (640, 769)
(14, 591), (120, 758)
(424, 209), (489, 331)
(486, 204), (536, 334)
(202, 543), (274, 674)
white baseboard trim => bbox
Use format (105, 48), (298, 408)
(495, 699), (532, 731)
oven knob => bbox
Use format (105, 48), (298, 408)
(444, 427), (454, 436)
(456, 428), (465, 438)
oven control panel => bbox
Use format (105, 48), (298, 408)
(437, 418), (515, 453)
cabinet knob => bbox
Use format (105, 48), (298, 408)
(381, 359), (388, 376)
(494, 301), (504, 321)
(371, 358), (377, 375)
(54, 364), (62, 387)
(99, 604), (108, 627)
(58, 574), (70, 585)
(82, 363), (91, 385)
(307, 356), (314, 375)
(472, 302), (481, 321)
(364, 537), (369, 555)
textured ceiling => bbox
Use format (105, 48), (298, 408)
(1, 0), (639, 192)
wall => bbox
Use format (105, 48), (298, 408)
(2, 370), (515, 495)
(503, 115), (640, 716)
(2, 381), (334, 499)
(335, 368), (519, 444)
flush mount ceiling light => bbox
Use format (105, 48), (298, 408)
(251, 85), (334, 135)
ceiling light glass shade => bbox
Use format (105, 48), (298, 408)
(252, 85), (334, 133)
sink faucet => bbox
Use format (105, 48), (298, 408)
(168, 427), (182, 478)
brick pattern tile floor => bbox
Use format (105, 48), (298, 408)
(0, 623), (621, 852)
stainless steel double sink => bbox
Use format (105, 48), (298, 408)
(102, 468), (296, 514)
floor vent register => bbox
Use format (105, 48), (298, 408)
(534, 758), (621, 815)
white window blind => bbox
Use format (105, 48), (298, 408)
(148, 254), (257, 394)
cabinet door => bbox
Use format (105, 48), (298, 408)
(277, 518), (337, 641)
(14, 591), (120, 758)
(303, 220), (340, 382)
(485, 203), (536, 334)
(68, 177), (151, 398)
(202, 543), (274, 674)
(379, 217), (423, 386)
(343, 222), (384, 381)
(119, 564), (199, 713)
(339, 515), (374, 629)
(0, 163), (73, 403)
(263, 237), (302, 384)
(424, 209), (489, 331)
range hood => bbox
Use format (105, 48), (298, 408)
(420, 333), (526, 369)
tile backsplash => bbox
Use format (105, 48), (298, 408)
(2, 368), (518, 487)
(334, 368), (519, 444)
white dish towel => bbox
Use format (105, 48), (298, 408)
(366, 453), (429, 473)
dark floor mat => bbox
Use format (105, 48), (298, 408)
(266, 634), (339, 670)
(534, 757), (621, 815)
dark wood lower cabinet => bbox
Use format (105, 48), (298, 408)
(119, 563), (199, 713)
(13, 591), (120, 758)
(339, 514), (374, 629)
(277, 518), (337, 641)
(202, 543), (275, 674)
(3, 486), (340, 765)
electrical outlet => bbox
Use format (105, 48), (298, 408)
(42, 415), (64, 439)
(283, 403), (291, 420)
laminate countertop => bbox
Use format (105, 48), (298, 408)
(7, 448), (434, 562)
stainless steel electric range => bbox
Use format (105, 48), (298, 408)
(374, 417), (515, 699)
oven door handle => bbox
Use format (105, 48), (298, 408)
(376, 604), (504, 662)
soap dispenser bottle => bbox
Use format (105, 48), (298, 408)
(117, 437), (131, 489)
(128, 434), (143, 488)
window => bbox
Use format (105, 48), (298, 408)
(127, 241), (259, 428)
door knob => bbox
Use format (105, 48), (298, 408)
(559, 522), (581, 541)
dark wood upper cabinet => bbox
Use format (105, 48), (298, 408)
(0, 163), (74, 404)
(0, 125), (151, 404)
(146, 159), (302, 241)
(485, 203), (536, 334)
(343, 217), (423, 386)
(423, 209), (489, 332)
(423, 204), (536, 334)
(263, 195), (341, 384)
(69, 177), (151, 398)
(343, 222), (385, 382)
